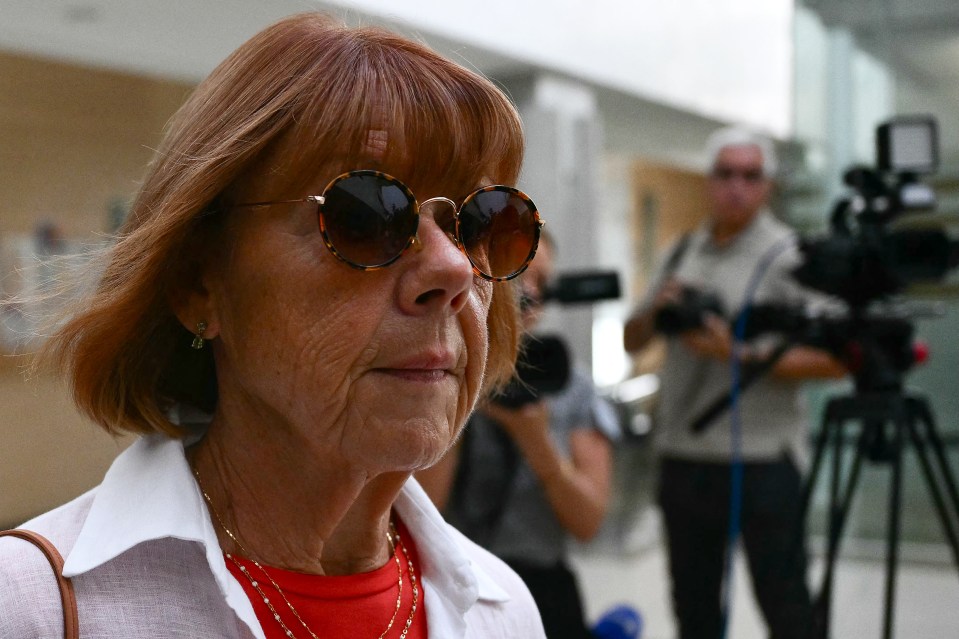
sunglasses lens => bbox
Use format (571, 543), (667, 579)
(321, 172), (417, 268)
(459, 188), (539, 280)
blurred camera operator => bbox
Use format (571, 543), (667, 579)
(624, 128), (846, 639)
(418, 234), (620, 639)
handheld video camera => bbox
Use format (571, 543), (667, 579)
(494, 270), (621, 408)
(653, 286), (726, 335)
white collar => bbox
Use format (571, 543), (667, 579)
(62, 435), (509, 637)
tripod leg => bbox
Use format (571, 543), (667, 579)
(800, 403), (840, 639)
(905, 406), (959, 574)
(912, 399), (959, 522)
(882, 418), (905, 639)
(800, 406), (836, 523)
(814, 414), (866, 638)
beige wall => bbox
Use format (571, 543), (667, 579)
(628, 160), (710, 374)
(0, 52), (193, 235)
(0, 53), (192, 527)
(630, 159), (709, 297)
(0, 357), (134, 528)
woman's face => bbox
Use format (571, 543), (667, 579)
(194, 175), (493, 475)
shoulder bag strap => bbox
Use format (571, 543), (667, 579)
(0, 528), (79, 639)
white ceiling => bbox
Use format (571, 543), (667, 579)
(4, 2), (954, 89)
(0, 0), (525, 83)
(802, 0), (959, 102)
(0, 0), (798, 137)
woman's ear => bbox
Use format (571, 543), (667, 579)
(169, 273), (220, 342)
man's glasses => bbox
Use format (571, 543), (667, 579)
(711, 166), (765, 183)
(235, 170), (543, 282)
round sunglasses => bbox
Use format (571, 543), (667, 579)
(234, 170), (544, 282)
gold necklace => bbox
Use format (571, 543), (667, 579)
(194, 468), (419, 639)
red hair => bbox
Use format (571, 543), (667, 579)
(41, 13), (525, 436)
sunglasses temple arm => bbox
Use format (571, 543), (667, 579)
(233, 196), (326, 209)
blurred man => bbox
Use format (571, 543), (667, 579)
(624, 128), (846, 639)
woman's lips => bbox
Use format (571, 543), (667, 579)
(377, 368), (451, 382)
(373, 352), (458, 383)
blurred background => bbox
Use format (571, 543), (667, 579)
(1, 1), (958, 637)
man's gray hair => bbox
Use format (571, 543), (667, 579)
(705, 126), (778, 178)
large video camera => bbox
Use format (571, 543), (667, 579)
(494, 271), (621, 408)
(743, 116), (958, 393)
(793, 116), (956, 305)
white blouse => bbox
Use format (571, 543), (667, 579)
(0, 435), (545, 638)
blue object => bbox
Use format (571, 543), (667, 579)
(591, 604), (643, 639)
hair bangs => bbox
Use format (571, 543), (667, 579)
(242, 25), (525, 201)
(392, 63), (526, 196)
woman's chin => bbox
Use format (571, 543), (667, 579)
(341, 417), (455, 474)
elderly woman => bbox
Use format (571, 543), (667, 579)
(0, 13), (547, 639)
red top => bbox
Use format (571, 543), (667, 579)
(226, 519), (427, 639)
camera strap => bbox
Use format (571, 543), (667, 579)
(663, 232), (693, 278)
(688, 339), (795, 434)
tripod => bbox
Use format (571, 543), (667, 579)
(798, 391), (959, 639)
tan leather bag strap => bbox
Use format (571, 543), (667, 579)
(0, 528), (79, 639)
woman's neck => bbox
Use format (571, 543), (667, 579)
(188, 414), (408, 576)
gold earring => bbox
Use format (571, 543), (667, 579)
(191, 321), (208, 350)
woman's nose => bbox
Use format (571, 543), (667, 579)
(396, 200), (474, 314)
